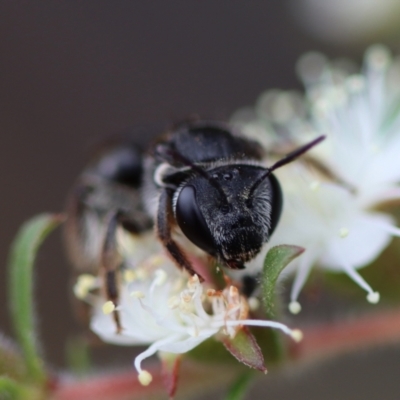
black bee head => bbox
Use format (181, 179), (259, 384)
(175, 164), (282, 270)
(173, 134), (325, 271)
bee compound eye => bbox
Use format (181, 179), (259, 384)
(176, 185), (216, 255)
(268, 173), (283, 236)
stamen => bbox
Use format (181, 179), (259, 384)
(367, 292), (380, 304)
(248, 297), (260, 311)
(288, 301), (302, 315)
(102, 301), (115, 315)
(366, 45), (391, 70)
(341, 262), (380, 304)
(74, 274), (97, 299)
(291, 329), (304, 342)
(138, 371), (153, 386)
(130, 291), (145, 298)
(149, 269), (168, 296)
(296, 52), (328, 85)
(181, 292), (193, 303)
(229, 285), (238, 297)
(192, 289), (211, 321)
(123, 270), (136, 283)
(137, 298), (193, 334)
(207, 289), (217, 296)
(289, 249), (317, 313)
(154, 269), (168, 286)
(369, 220), (400, 237)
(168, 296), (180, 309)
(150, 255), (166, 267)
(134, 334), (182, 375)
(188, 274), (200, 290)
(221, 319), (302, 341)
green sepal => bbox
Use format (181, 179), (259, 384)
(221, 328), (266, 372)
(261, 245), (305, 318)
(187, 337), (238, 365)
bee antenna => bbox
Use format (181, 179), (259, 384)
(158, 146), (229, 203)
(248, 135), (326, 198)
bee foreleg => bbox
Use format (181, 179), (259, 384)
(101, 211), (124, 333)
(157, 189), (204, 281)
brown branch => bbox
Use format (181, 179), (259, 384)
(291, 308), (400, 361)
(50, 309), (400, 400)
(51, 362), (237, 400)
(51, 369), (165, 400)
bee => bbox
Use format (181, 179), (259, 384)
(65, 121), (324, 331)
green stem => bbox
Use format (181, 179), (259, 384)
(225, 370), (255, 400)
(8, 213), (64, 385)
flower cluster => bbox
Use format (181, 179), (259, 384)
(233, 45), (400, 313)
(74, 231), (302, 387)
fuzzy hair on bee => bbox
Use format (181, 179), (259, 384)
(65, 121), (324, 332)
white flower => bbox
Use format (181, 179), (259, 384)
(289, 0), (400, 45)
(299, 46), (400, 202)
(232, 45), (400, 312)
(75, 250), (302, 385)
(268, 164), (388, 313)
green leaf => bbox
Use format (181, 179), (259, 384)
(261, 245), (304, 318)
(0, 376), (44, 400)
(8, 213), (64, 385)
(225, 370), (255, 400)
(0, 376), (23, 400)
(221, 328), (266, 372)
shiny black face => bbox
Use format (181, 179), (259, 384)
(175, 164), (282, 269)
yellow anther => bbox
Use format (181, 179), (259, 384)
(130, 291), (145, 299)
(291, 329), (304, 343)
(289, 301), (302, 314)
(150, 255), (165, 266)
(248, 297), (260, 311)
(138, 370), (153, 386)
(123, 270), (136, 282)
(102, 301), (116, 315)
(73, 274), (96, 299)
(367, 292), (380, 304)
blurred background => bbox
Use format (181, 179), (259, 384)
(1, 1), (400, 399)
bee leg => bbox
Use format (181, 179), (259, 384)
(157, 189), (204, 281)
(101, 211), (123, 333)
(241, 274), (260, 298)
